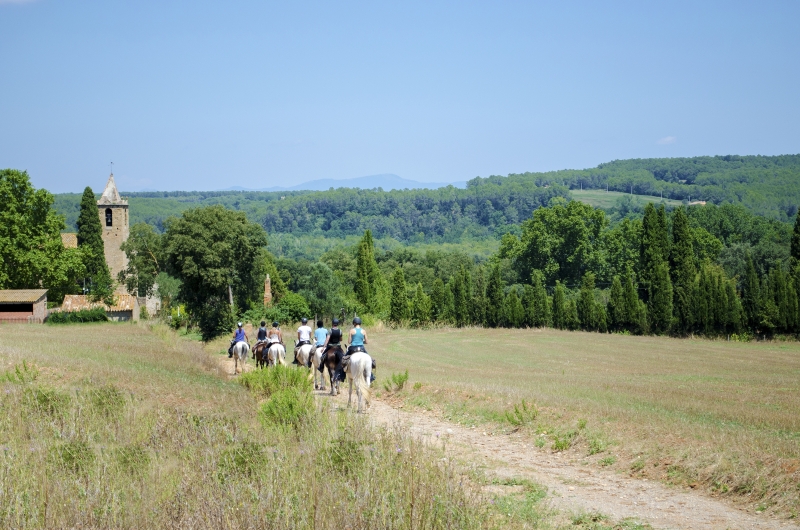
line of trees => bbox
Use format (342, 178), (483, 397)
(380, 201), (800, 337)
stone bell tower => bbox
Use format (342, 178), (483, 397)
(97, 173), (129, 292)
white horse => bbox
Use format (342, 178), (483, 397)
(232, 341), (249, 375)
(346, 351), (372, 413)
(268, 343), (286, 367)
(312, 346), (326, 390)
(295, 343), (315, 368)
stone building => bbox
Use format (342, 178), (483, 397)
(0, 289), (48, 323)
(97, 174), (129, 294)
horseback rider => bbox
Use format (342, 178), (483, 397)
(318, 318), (344, 373)
(267, 321), (283, 346)
(253, 320), (269, 359)
(228, 322), (248, 358)
(312, 320), (328, 368)
(334, 317), (368, 382)
(294, 317), (312, 364)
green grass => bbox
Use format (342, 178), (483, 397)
(571, 189), (683, 209)
(371, 327), (800, 515)
(0, 322), (557, 529)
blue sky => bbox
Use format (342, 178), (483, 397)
(1, 1), (798, 193)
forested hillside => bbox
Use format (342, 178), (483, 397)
(54, 155), (800, 246)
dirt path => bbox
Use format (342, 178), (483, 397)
(219, 357), (797, 529)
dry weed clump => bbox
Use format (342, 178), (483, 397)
(0, 323), (551, 529)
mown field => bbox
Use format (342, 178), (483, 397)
(0, 322), (632, 530)
(371, 327), (800, 517)
(570, 189), (684, 209)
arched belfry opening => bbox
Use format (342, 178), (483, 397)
(105, 208), (113, 227)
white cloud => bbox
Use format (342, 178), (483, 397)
(657, 136), (677, 145)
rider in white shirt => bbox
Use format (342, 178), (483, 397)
(294, 317), (313, 364)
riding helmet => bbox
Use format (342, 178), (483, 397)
(301, 317), (308, 324)
(260, 320), (266, 327)
(332, 318), (339, 326)
(353, 317), (362, 326)
(237, 322), (243, 328)
(272, 321), (279, 327)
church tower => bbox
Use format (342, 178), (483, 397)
(96, 174), (129, 292)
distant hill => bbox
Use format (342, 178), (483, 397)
(220, 174), (467, 192)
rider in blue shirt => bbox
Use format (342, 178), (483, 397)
(229, 322), (248, 358)
(314, 320), (328, 349)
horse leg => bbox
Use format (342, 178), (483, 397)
(348, 377), (354, 408)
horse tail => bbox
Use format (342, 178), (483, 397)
(355, 355), (371, 408)
(278, 345), (287, 366)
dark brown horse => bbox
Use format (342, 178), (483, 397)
(252, 341), (270, 369)
(322, 345), (343, 395)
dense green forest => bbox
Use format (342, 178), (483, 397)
(54, 154), (800, 247)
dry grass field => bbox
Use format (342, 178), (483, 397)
(0, 322), (575, 529)
(370, 327), (800, 517)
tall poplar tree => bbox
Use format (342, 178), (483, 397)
(430, 278), (446, 321)
(504, 289), (525, 328)
(522, 284), (535, 327)
(410, 283), (432, 325)
(355, 230), (381, 312)
(389, 267), (409, 323)
(76, 186), (113, 300)
(670, 208), (696, 334)
(741, 255), (759, 329)
(623, 273), (641, 333)
(607, 275), (625, 331)
(649, 261), (673, 334)
(471, 266), (487, 326)
(577, 272), (598, 331)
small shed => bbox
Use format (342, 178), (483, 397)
(0, 289), (48, 323)
(61, 294), (140, 322)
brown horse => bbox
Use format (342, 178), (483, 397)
(252, 341), (270, 369)
(322, 345), (343, 395)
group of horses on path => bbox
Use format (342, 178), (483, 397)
(230, 340), (373, 413)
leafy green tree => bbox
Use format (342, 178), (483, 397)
(389, 267), (409, 323)
(441, 283), (455, 324)
(163, 205), (268, 341)
(274, 291), (311, 323)
(485, 265), (505, 327)
(504, 289), (525, 328)
(410, 283), (432, 325)
(552, 281), (566, 329)
(770, 267), (789, 332)
(757, 276), (779, 335)
(565, 299), (580, 330)
(119, 222), (163, 297)
(451, 267), (469, 327)
(77, 186), (113, 301)
(514, 199), (607, 285)
(623, 273), (642, 333)
(577, 272), (598, 331)
(670, 208), (696, 334)
(0, 169), (85, 302)
(640, 203), (668, 304)
(522, 284), (535, 327)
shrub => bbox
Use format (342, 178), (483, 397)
(382, 370), (409, 392)
(259, 387), (314, 429)
(89, 384), (126, 418)
(239, 364), (310, 399)
(26, 386), (71, 417)
(504, 400), (538, 427)
(3, 361), (39, 384)
(51, 440), (95, 473)
(552, 430), (578, 452)
(47, 307), (108, 324)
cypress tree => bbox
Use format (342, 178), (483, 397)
(451, 268), (468, 327)
(623, 273), (640, 333)
(649, 261), (673, 334)
(410, 283), (432, 325)
(389, 267), (409, 323)
(640, 204), (661, 303)
(485, 265), (504, 327)
(742, 255), (759, 330)
(442, 283), (456, 323)
(552, 281), (566, 329)
(657, 204), (670, 261)
(565, 299), (580, 330)
(723, 278), (743, 334)
(355, 230), (380, 311)
(786, 273), (800, 333)
(770, 268), (789, 332)
(504, 289), (525, 328)
(76, 186), (112, 299)
(607, 276), (625, 331)
(531, 270), (550, 327)
(791, 210), (800, 264)
(471, 266), (487, 326)
(463, 267), (474, 324)
(757, 276), (779, 335)
(577, 272), (597, 331)
(522, 284), (535, 327)
(670, 208), (696, 334)
(430, 278), (446, 322)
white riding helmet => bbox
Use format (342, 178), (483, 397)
(237, 322), (243, 327)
